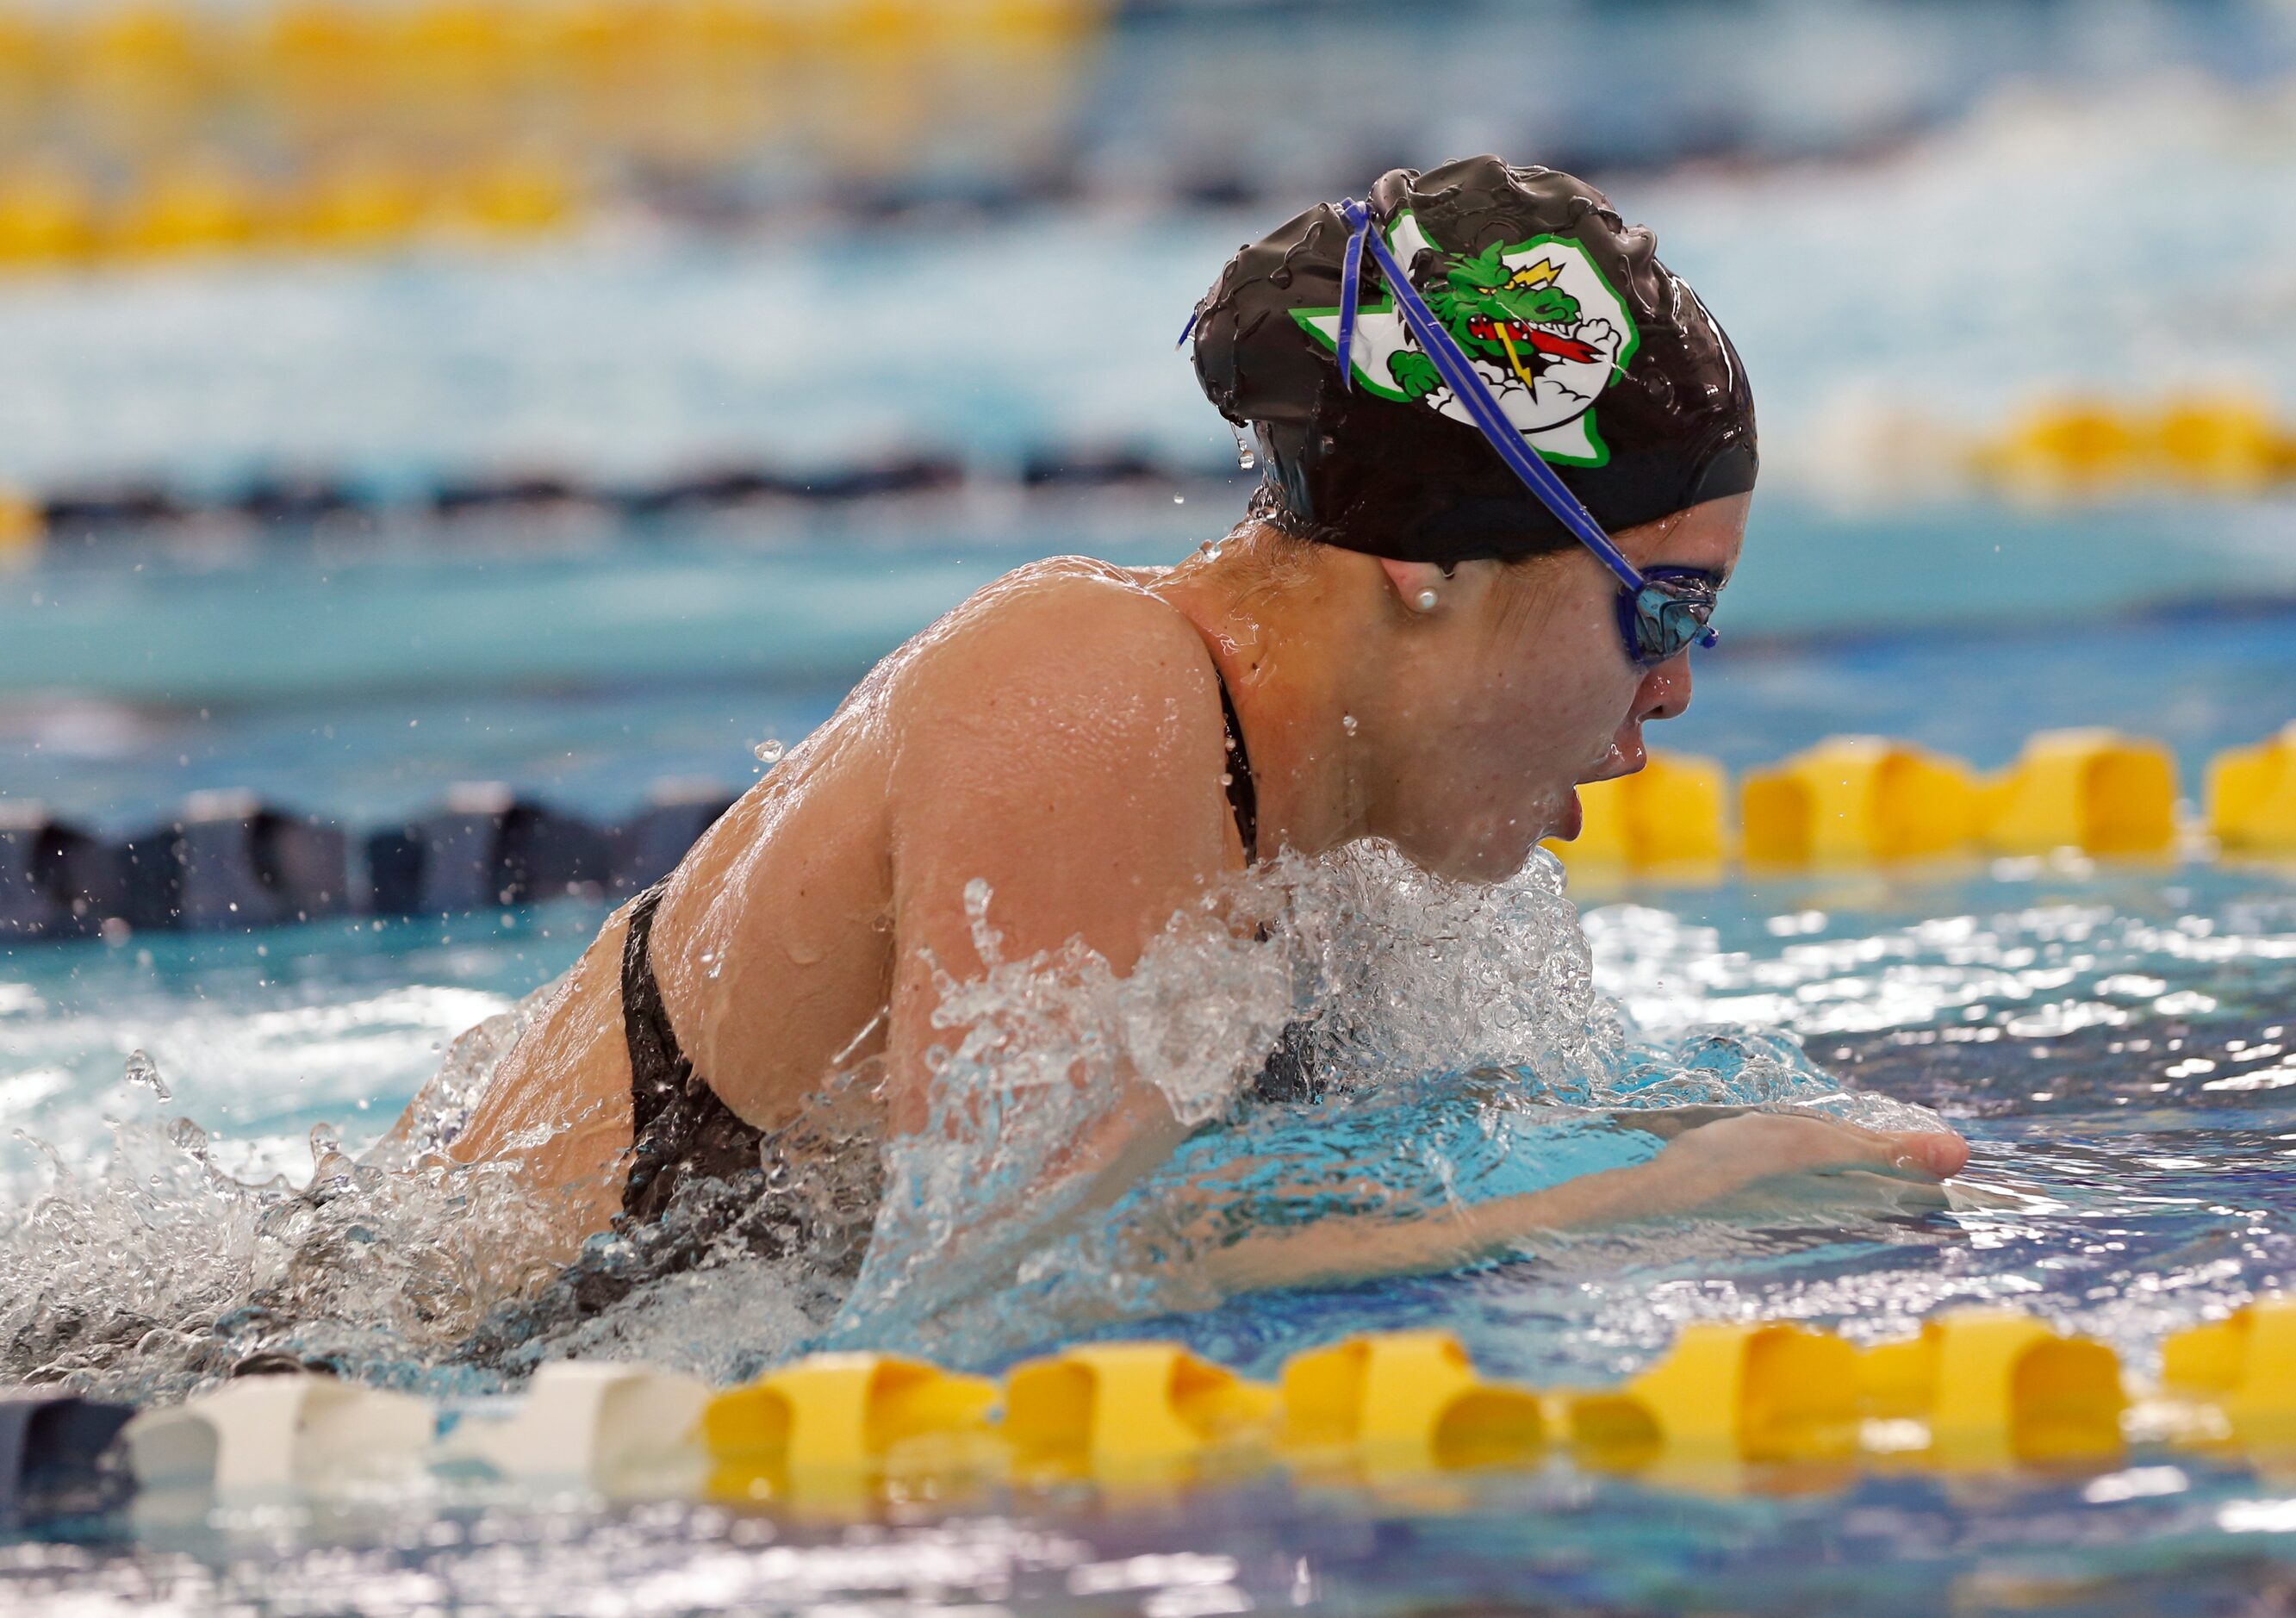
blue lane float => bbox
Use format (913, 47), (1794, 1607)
(1, 779), (739, 944)
(15, 445), (1234, 549)
(0, 1391), (135, 1516)
(367, 783), (618, 918)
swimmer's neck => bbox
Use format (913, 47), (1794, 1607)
(1148, 525), (1386, 862)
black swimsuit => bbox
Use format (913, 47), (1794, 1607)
(617, 661), (1272, 1221)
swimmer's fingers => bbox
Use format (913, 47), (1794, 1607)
(1653, 1111), (1968, 1207)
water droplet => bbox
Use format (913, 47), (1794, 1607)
(1341, 713), (1359, 736)
(1173, 495), (1185, 505)
(1232, 422), (1257, 470)
(753, 738), (786, 763)
(1206, 542), (1223, 561)
(123, 1049), (170, 1102)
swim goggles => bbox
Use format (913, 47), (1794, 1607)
(1326, 196), (1724, 669)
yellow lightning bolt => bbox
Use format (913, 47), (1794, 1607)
(1506, 258), (1560, 290)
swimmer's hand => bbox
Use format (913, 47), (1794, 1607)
(1633, 1111), (1970, 1212)
(1198, 1111), (1969, 1298)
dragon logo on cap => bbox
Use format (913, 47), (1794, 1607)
(1294, 212), (1636, 466)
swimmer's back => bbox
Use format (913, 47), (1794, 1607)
(445, 558), (1248, 1242)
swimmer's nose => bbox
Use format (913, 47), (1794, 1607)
(1634, 657), (1693, 725)
(1888, 1129), (1971, 1180)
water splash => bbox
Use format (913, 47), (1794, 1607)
(121, 1049), (169, 1103)
(0, 843), (1951, 1397)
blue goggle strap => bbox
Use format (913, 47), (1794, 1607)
(1335, 199), (1660, 605)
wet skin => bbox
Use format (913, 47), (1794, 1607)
(432, 493), (1969, 1275)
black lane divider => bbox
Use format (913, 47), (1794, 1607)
(0, 781), (738, 943)
(26, 448), (1243, 546)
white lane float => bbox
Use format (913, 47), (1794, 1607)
(436, 1360), (711, 1494)
(122, 1373), (432, 1497)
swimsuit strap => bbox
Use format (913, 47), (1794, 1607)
(1215, 666), (1259, 865)
(619, 879), (694, 1140)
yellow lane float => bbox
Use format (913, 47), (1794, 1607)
(1551, 750), (1727, 873)
(1975, 394), (2296, 500)
(0, 487), (41, 562)
(96, 1305), (2296, 1509)
(702, 1352), (997, 1500)
(2210, 726), (2296, 856)
(1278, 1330), (1544, 1474)
(2162, 1298), (2296, 1448)
(1979, 728), (2180, 857)
(1741, 736), (1980, 868)
(1563, 1322), (1859, 1468)
(1002, 1341), (1278, 1479)
(1856, 1309), (2125, 1468)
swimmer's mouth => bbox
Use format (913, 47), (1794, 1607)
(1577, 741), (1646, 787)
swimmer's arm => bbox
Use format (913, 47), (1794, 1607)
(880, 580), (1238, 1181)
(1198, 1112), (1969, 1295)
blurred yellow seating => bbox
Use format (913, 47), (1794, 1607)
(1551, 750), (1727, 870)
(702, 1352), (997, 1497)
(1979, 727), (2180, 856)
(446, 152), (578, 234)
(259, 1), (388, 92)
(2161, 1298), (2296, 1447)
(294, 159), (431, 249)
(0, 7), (49, 80)
(2208, 725), (2296, 855)
(115, 160), (266, 256)
(1561, 1322), (1858, 1467)
(1857, 1308), (2125, 1468)
(1279, 1330), (1545, 1474)
(392, 0), (520, 85)
(0, 165), (100, 266)
(1004, 1341), (1277, 1477)
(980, 0), (1104, 44)
(646, 0), (800, 65)
(1741, 737), (1978, 867)
(73, 3), (206, 87)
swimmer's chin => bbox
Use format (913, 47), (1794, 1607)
(1404, 812), (1571, 885)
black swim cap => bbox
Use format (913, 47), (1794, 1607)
(1189, 156), (1758, 563)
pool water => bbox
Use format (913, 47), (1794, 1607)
(6, 520), (2296, 1608)
(4, 852), (2296, 1612)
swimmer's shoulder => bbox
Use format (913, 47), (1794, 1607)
(874, 557), (1232, 832)
(888, 556), (1220, 716)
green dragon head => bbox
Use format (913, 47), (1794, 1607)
(1424, 242), (1582, 359)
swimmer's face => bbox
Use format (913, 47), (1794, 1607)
(1375, 493), (1750, 882)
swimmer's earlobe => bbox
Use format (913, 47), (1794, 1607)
(1376, 555), (1449, 618)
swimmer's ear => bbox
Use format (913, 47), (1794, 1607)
(1376, 556), (1453, 617)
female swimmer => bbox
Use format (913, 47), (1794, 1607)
(418, 156), (1969, 1292)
